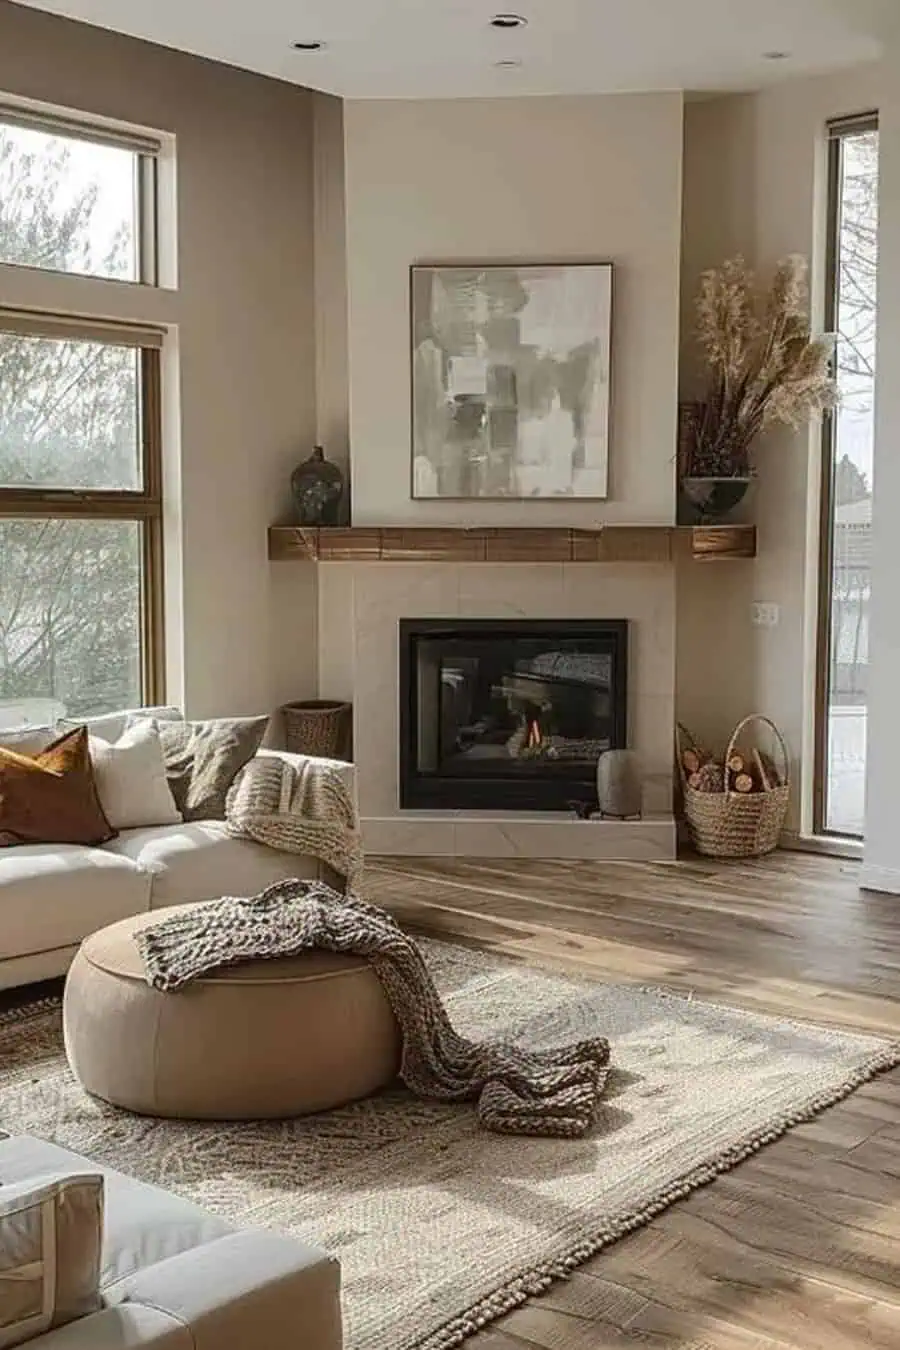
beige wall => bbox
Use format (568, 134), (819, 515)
(0, 3), (319, 718)
(677, 64), (882, 832)
(343, 93), (684, 526)
(312, 92), (351, 516)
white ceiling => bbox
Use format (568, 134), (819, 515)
(11, 0), (889, 100)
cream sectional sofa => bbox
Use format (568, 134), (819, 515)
(0, 1132), (342, 1350)
(0, 708), (355, 990)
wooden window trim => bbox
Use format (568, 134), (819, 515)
(140, 347), (165, 704)
(0, 345), (166, 707)
(0, 102), (161, 156)
(0, 309), (164, 348)
(828, 111), (879, 140)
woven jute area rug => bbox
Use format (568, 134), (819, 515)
(2, 941), (899, 1350)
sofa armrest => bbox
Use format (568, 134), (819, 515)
(256, 747), (358, 815)
(31, 1304), (191, 1350)
(106, 1231), (342, 1350)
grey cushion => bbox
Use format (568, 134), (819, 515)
(155, 718), (268, 821)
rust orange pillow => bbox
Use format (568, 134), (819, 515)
(0, 726), (117, 847)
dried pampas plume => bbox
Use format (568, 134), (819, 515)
(687, 254), (837, 478)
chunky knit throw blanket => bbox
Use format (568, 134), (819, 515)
(135, 879), (611, 1138)
(225, 753), (363, 890)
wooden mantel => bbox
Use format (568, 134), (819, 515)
(268, 523), (756, 564)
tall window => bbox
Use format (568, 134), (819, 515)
(0, 106), (165, 728)
(815, 114), (879, 838)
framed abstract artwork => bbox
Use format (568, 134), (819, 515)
(410, 262), (613, 500)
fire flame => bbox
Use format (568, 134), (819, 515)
(526, 719), (543, 749)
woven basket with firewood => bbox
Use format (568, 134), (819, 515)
(676, 715), (790, 859)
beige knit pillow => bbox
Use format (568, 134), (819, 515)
(0, 1173), (103, 1348)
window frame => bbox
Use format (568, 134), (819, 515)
(0, 332), (166, 708)
(0, 102), (161, 286)
(813, 110), (879, 840)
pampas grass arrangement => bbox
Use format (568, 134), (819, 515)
(685, 255), (837, 479)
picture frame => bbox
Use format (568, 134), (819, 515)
(410, 262), (613, 501)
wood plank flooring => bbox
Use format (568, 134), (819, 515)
(365, 852), (900, 1350)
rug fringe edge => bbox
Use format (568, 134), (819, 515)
(412, 1038), (900, 1350)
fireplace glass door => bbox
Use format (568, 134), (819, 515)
(400, 619), (627, 811)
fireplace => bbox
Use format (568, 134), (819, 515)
(399, 619), (628, 812)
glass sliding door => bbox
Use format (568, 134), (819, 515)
(815, 115), (879, 837)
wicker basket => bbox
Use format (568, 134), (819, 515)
(282, 700), (352, 760)
(677, 715), (790, 859)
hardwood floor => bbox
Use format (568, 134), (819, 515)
(366, 852), (900, 1350)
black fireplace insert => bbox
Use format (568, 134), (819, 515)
(399, 618), (628, 812)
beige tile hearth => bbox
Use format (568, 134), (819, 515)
(362, 814), (675, 859)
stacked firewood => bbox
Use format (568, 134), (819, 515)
(681, 743), (782, 795)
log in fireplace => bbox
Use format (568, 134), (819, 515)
(399, 618), (628, 812)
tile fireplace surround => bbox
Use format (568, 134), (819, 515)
(316, 561), (676, 860)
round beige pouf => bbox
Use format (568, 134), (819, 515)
(63, 907), (401, 1120)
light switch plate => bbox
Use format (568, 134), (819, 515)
(751, 602), (780, 627)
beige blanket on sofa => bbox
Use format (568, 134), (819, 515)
(225, 753), (363, 890)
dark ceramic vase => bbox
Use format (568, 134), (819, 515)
(680, 476), (752, 524)
(291, 446), (344, 526)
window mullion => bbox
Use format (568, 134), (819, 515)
(141, 348), (164, 500)
(137, 155), (159, 286)
(141, 513), (166, 706)
(0, 491), (160, 520)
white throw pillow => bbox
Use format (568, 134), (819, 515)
(89, 720), (182, 830)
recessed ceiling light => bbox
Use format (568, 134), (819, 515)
(763, 50), (790, 60)
(490, 14), (528, 29)
(292, 40), (326, 51)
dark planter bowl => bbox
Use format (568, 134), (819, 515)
(679, 476), (752, 524)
